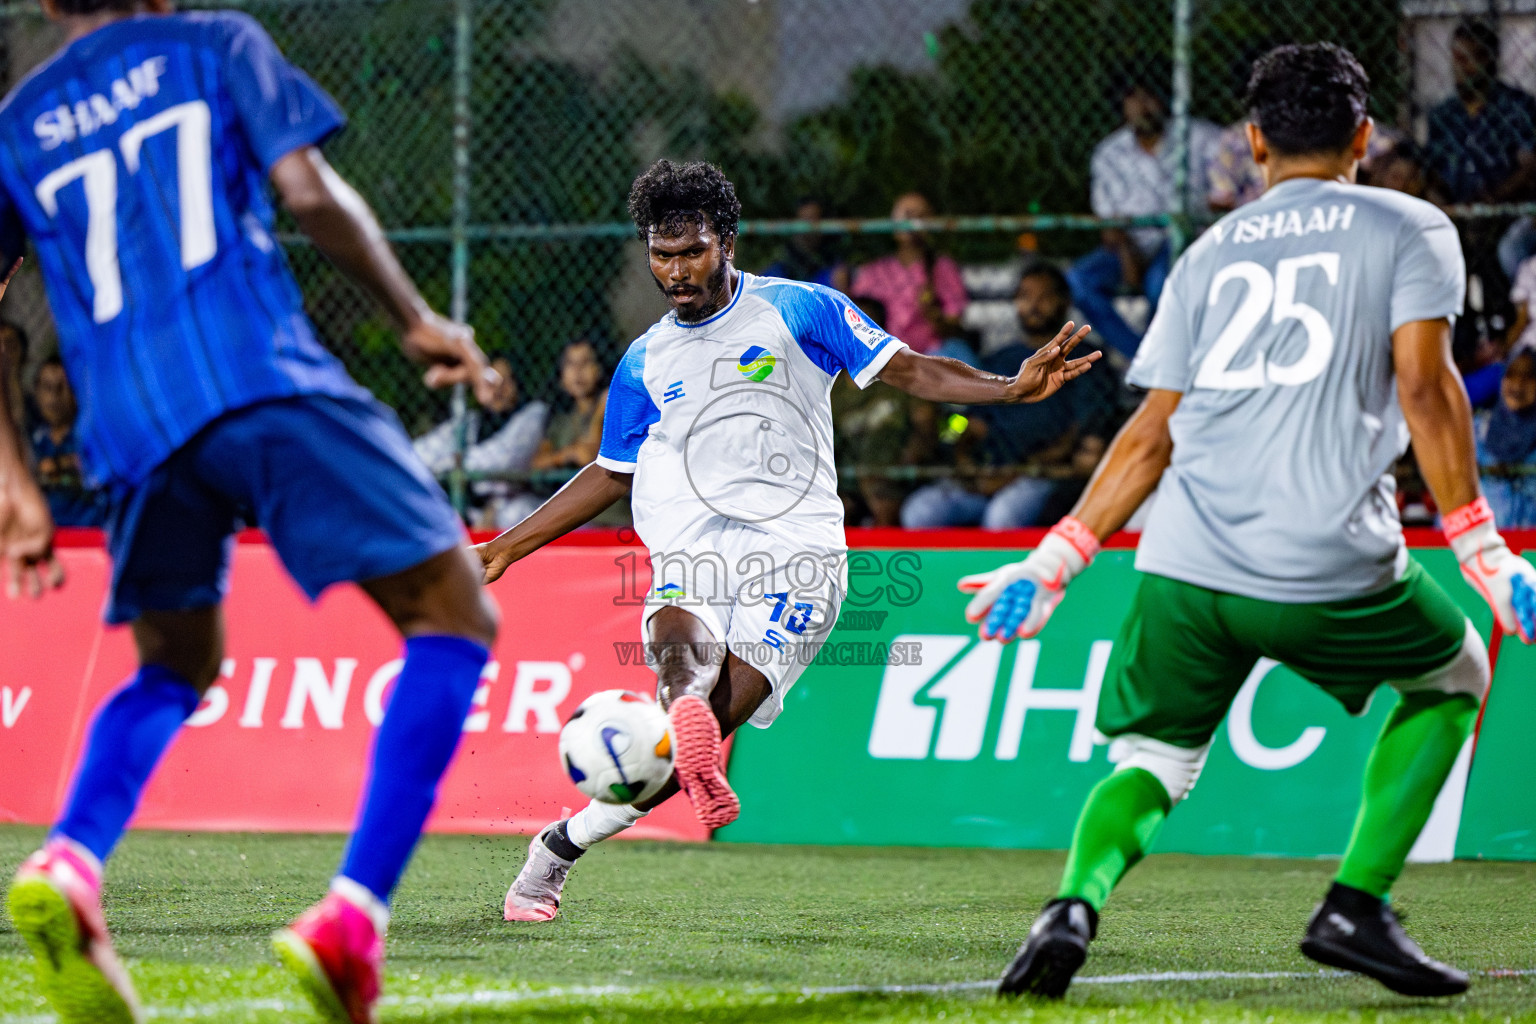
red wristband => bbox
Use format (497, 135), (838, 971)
(1050, 515), (1101, 563)
(1442, 496), (1494, 542)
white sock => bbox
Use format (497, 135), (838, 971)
(566, 802), (648, 849)
(331, 876), (390, 936)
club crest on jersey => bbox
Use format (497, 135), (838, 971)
(738, 346), (776, 382)
(655, 582), (686, 600)
(843, 304), (887, 350)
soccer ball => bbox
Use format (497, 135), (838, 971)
(558, 690), (675, 804)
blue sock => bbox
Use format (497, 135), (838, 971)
(52, 665), (202, 863)
(339, 634), (489, 903)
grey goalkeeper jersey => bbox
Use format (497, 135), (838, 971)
(1129, 178), (1465, 602)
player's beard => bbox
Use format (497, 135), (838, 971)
(668, 260), (731, 324)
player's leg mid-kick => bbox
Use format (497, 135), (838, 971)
(476, 157), (1099, 922)
(506, 606), (771, 921)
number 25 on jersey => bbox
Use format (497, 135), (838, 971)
(1195, 252), (1341, 391)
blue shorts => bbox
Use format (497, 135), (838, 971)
(104, 395), (465, 625)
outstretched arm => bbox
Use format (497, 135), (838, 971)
(270, 147), (498, 406)
(1394, 318), (1478, 512)
(1395, 317), (1536, 641)
(957, 388), (1180, 641)
(1066, 388), (1181, 541)
(475, 465), (634, 584)
(876, 322), (1099, 404)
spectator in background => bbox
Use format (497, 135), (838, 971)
(1368, 140), (1429, 199)
(762, 197), (848, 291)
(495, 338), (621, 528)
(901, 264), (1118, 529)
(1508, 254), (1536, 357)
(1208, 46), (1403, 213)
(830, 295), (938, 527)
(414, 355), (548, 476)
(30, 356), (105, 527)
(1210, 122), (1403, 212)
(529, 339), (607, 471)
(851, 192), (972, 361)
(1477, 348), (1536, 527)
(0, 320), (37, 443)
(1070, 67), (1220, 358)
(1425, 19), (1536, 206)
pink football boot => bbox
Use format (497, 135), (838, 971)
(667, 693), (740, 828)
(273, 889), (385, 1024)
(7, 839), (141, 1024)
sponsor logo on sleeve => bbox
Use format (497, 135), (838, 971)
(844, 304), (888, 350)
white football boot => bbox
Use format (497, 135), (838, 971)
(503, 824), (573, 922)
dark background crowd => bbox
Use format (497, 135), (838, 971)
(9, 8), (1536, 533)
(419, 15), (1536, 533)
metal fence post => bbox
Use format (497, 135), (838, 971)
(448, 0), (473, 518)
(1169, 0), (1193, 257)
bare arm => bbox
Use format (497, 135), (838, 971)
(956, 387), (1179, 640)
(1489, 150), (1536, 203)
(1103, 228), (1145, 289)
(566, 392), (607, 466)
(1507, 305), (1529, 354)
(1069, 388), (1182, 541)
(1393, 317), (1479, 512)
(270, 147), (498, 405)
(0, 259), (62, 598)
(876, 322), (1100, 404)
(475, 464), (633, 583)
(1399, 316), (1536, 642)
(527, 437), (561, 471)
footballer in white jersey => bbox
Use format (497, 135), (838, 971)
(477, 159), (1099, 921)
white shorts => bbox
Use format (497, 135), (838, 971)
(641, 519), (844, 728)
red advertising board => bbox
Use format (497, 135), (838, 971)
(4, 527), (1530, 848)
(0, 535), (707, 843)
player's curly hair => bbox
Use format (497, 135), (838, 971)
(1246, 43), (1369, 157)
(627, 160), (741, 245)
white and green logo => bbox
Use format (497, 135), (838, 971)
(737, 345), (776, 381)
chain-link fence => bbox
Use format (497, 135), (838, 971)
(2, 1), (1533, 526)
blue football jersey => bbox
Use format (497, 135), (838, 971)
(0, 12), (370, 486)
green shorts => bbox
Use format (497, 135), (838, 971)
(1097, 560), (1470, 748)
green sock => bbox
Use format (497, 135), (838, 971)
(1058, 767), (1172, 911)
(1336, 690), (1478, 899)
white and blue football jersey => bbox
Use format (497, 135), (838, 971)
(597, 272), (906, 558)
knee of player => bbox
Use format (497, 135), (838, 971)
(467, 589), (501, 648)
(435, 577), (501, 649)
(1108, 734), (1211, 806)
(179, 656), (224, 696)
(133, 620), (226, 695)
(652, 662), (720, 708)
(1392, 620), (1489, 704)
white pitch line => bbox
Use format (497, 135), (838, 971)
(800, 971), (1349, 995)
(2, 968), (1533, 1023)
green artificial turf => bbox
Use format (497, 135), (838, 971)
(0, 825), (1532, 1022)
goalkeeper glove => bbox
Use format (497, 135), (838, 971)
(957, 516), (1099, 641)
(1443, 496), (1536, 644)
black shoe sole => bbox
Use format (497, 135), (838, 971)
(1300, 936), (1469, 998)
(998, 934), (1087, 999)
